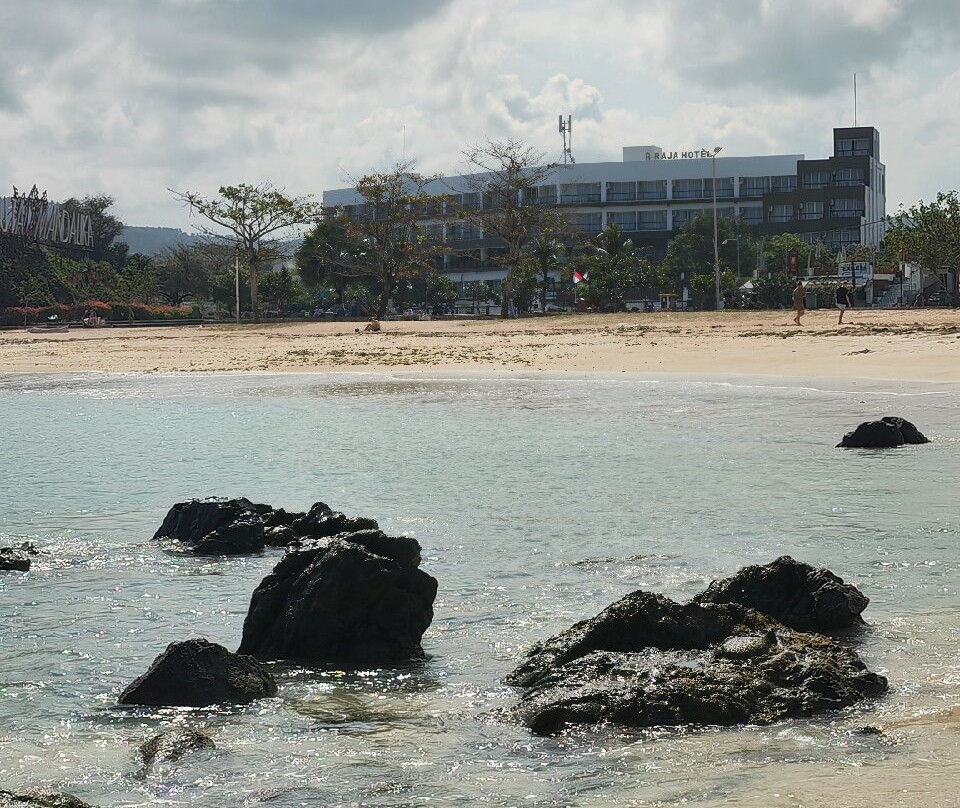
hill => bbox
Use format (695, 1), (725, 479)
(119, 226), (201, 256)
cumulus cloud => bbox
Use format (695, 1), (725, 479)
(1, 0), (957, 226)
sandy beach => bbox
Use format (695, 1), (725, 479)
(2, 309), (958, 381)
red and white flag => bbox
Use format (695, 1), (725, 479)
(573, 269), (589, 284)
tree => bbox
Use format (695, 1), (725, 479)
(113, 253), (157, 321)
(664, 215), (756, 309)
(62, 194), (127, 268)
(520, 233), (566, 311)
(324, 162), (441, 317)
(154, 244), (218, 306)
(171, 182), (321, 323)
(458, 140), (568, 318)
(885, 191), (960, 303)
(425, 274), (459, 313)
(465, 280), (500, 314)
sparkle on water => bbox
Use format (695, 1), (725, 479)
(1, 371), (958, 807)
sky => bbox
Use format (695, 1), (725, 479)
(2, 0), (959, 230)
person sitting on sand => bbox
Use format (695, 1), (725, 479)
(363, 316), (381, 332)
(792, 281), (806, 326)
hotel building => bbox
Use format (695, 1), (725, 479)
(323, 126), (885, 293)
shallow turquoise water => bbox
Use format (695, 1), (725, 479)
(1, 372), (958, 807)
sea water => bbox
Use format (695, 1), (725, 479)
(0, 372), (958, 807)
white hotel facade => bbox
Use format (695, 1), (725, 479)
(323, 126), (886, 292)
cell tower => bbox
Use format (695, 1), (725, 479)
(559, 115), (574, 164)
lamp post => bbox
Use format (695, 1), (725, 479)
(722, 237), (741, 284)
(234, 250), (241, 325)
(711, 146), (723, 310)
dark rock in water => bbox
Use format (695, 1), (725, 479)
(118, 638), (277, 707)
(264, 525), (298, 548)
(290, 502), (380, 541)
(837, 416), (929, 448)
(880, 416), (929, 444)
(139, 728), (215, 765)
(0, 548), (31, 572)
(238, 530), (437, 666)
(693, 555), (868, 633)
(0, 790), (96, 807)
(507, 590), (887, 735)
(153, 497), (266, 555)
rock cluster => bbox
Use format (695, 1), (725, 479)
(0, 790), (96, 808)
(507, 556), (887, 735)
(837, 416), (930, 448)
(153, 497), (380, 555)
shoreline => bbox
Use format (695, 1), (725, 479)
(1, 309), (958, 382)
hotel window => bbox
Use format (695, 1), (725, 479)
(673, 178), (704, 199)
(561, 183), (601, 203)
(837, 138), (870, 156)
(638, 210), (667, 230)
(770, 175), (797, 192)
(833, 167), (865, 186)
(570, 212), (602, 233)
(424, 223), (444, 241)
(638, 180), (667, 199)
(799, 200), (824, 220)
(671, 208), (703, 230)
(831, 198), (864, 217)
(528, 184), (557, 205)
(608, 211), (637, 230)
(738, 205), (763, 225)
(419, 197), (443, 216)
(739, 176), (770, 196)
(606, 182), (637, 201)
(717, 206), (736, 219)
(768, 204), (794, 223)
(803, 171), (830, 190)
(705, 177), (734, 198)
(459, 192), (481, 211)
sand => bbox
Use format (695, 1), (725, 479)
(1, 309), (958, 382)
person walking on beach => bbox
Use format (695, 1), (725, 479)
(792, 281), (806, 326)
(836, 282), (853, 324)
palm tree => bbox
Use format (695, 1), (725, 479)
(524, 233), (566, 311)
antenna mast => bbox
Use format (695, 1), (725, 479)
(559, 115), (574, 164)
(853, 73), (858, 126)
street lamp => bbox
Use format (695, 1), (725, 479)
(722, 237), (741, 284)
(710, 146), (723, 310)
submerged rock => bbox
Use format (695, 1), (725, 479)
(118, 638), (277, 707)
(0, 548), (31, 572)
(693, 555), (868, 633)
(837, 416), (929, 448)
(238, 530), (436, 666)
(0, 790), (96, 808)
(139, 728), (215, 765)
(507, 564), (887, 735)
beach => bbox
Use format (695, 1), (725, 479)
(2, 308), (959, 380)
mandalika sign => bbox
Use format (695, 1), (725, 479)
(0, 185), (94, 249)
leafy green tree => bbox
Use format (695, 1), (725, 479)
(465, 280), (500, 314)
(425, 274), (459, 313)
(62, 194), (127, 268)
(171, 182), (321, 323)
(458, 140), (567, 318)
(885, 191), (960, 303)
(112, 253), (157, 321)
(325, 162), (441, 317)
(665, 215), (754, 309)
(259, 265), (302, 315)
(153, 244), (218, 306)
(520, 233), (566, 311)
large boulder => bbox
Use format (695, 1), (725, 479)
(837, 416), (929, 448)
(238, 530), (436, 666)
(0, 791), (96, 808)
(693, 555), (868, 633)
(118, 638), (277, 707)
(507, 591), (887, 736)
(153, 497), (266, 555)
